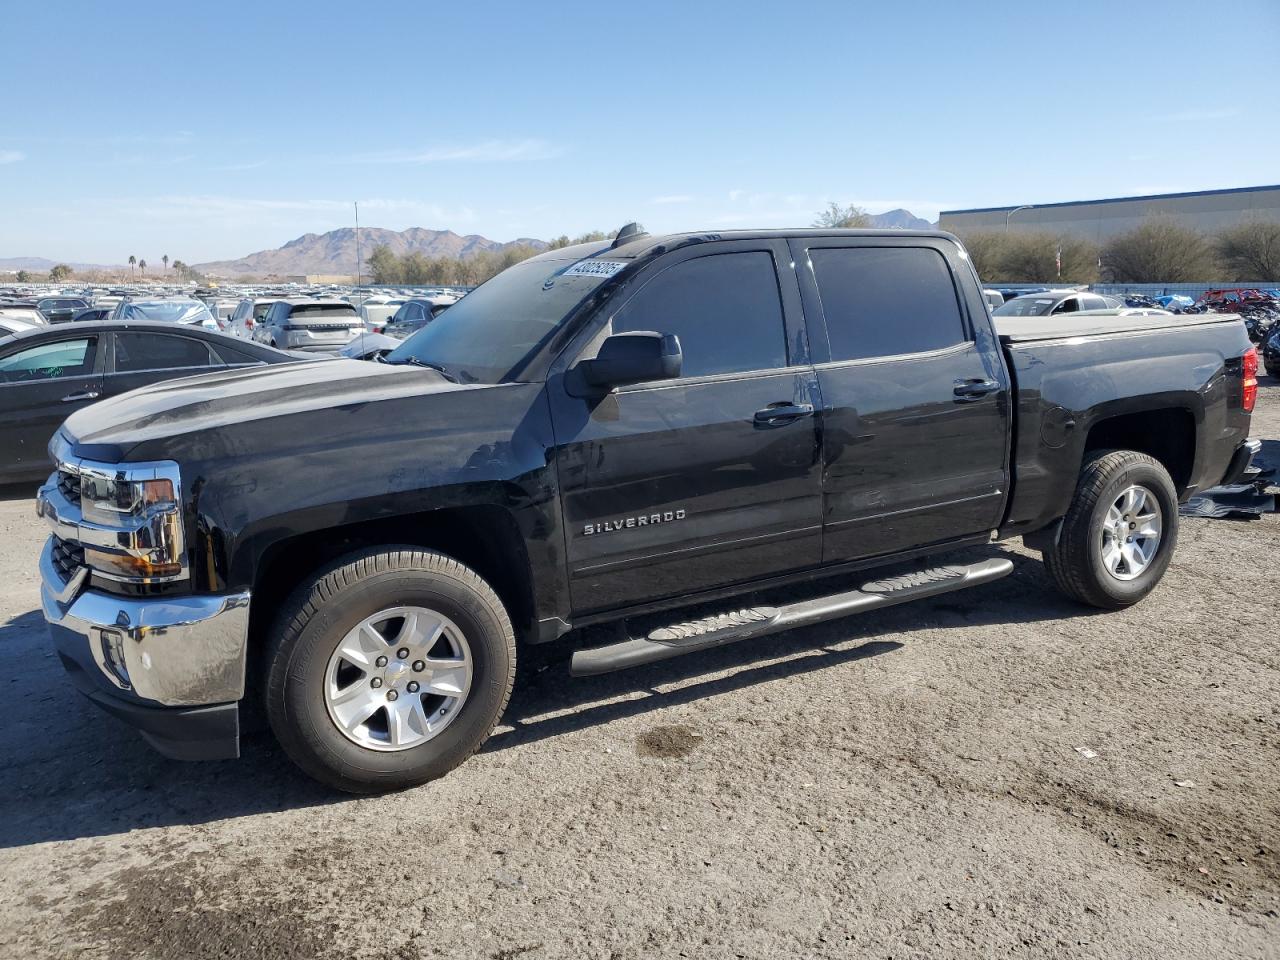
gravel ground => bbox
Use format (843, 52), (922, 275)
(1, 380), (1277, 960)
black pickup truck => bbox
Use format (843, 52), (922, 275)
(36, 227), (1259, 792)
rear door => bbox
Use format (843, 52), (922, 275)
(790, 237), (1010, 563)
(551, 241), (822, 614)
(0, 334), (104, 480)
(103, 331), (224, 399)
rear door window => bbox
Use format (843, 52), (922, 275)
(809, 247), (967, 361)
(114, 333), (214, 372)
(612, 251), (788, 378)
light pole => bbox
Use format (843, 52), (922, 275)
(1005, 204), (1033, 232)
(354, 201), (363, 288)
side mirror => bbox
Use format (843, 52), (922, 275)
(572, 331), (682, 395)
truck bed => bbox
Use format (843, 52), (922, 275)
(994, 312), (1240, 344)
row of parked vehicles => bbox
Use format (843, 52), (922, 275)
(3, 275), (1276, 486)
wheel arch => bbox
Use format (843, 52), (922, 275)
(245, 506), (537, 671)
(1081, 405), (1197, 496)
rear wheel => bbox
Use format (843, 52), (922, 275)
(1043, 450), (1179, 609)
(265, 547), (515, 793)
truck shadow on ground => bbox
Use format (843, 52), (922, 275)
(0, 544), (1092, 849)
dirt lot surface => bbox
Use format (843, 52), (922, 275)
(1, 381), (1277, 960)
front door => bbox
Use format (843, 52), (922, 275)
(551, 242), (823, 615)
(0, 334), (104, 480)
(789, 238), (1011, 563)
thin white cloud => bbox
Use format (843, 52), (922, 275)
(86, 195), (478, 226)
(649, 194), (694, 205)
(343, 139), (563, 165)
(0, 150), (25, 164)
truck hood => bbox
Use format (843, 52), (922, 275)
(62, 357), (468, 458)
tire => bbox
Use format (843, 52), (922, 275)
(1043, 450), (1179, 610)
(265, 547), (515, 793)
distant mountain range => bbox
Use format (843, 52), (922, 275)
(5, 210), (937, 280)
(192, 227), (548, 278)
(0, 256), (120, 273)
(868, 208), (935, 230)
(192, 211), (937, 277)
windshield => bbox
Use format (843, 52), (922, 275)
(993, 296), (1057, 317)
(384, 256), (618, 383)
(121, 300), (212, 324)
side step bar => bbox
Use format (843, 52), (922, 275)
(569, 557), (1014, 677)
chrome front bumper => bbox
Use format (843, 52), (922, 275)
(39, 537), (251, 708)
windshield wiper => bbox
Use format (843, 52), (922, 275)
(385, 356), (459, 382)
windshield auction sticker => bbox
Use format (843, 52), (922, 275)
(563, 260), (627, 279)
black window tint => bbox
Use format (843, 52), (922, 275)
(613, 252), (787, 378)
(210, 343), (265, 365)
(114, 333), (211, 372)
(810, 247), (966, 361)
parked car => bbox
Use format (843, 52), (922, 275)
(0, 306), (48, 328)
(982, 289), (1004, 312)
(992, 291), (1122, 317)
(37, 297), (90, 324)
(382, 297), (454, 340)
(359, 298), (404, 334)
(1073, 307), (1175, 318)
(35, 227), (1257, 791)
(1262, 326), (1280, 379)
(255, 298), (364, 352)
(109, 297), (220, 330)
(339, 331), (401, 361)
(227, 297), (282, 339)
(0, 321), (303, 483)
(0, 315), (40, 338)
(71, 306), (112, 324)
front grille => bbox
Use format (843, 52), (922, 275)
(57, 469), (81, 507)
(51, 536), (84, 582)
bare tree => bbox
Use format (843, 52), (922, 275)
(955, 231), (1008, 281)
(1215, 220), (1280, 281)
(999, 233), (1098, 284)
(1102, 218), (1219, 282)
(813, 202), (872, 229)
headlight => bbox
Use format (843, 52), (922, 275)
(72, 461), (187, 583)
(81, 473), (177, 525)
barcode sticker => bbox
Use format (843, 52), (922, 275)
(563, 260), (627, 279)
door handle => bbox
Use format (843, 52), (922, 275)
(754, 402), (815, 424)
(952, 379), (999, 402)
(61, 391), (100, 403)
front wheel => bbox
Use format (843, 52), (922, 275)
(1043, 450), (1179, 609)
(265, 548), (515, 793)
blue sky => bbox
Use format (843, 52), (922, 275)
(3, 0), (1278, 265)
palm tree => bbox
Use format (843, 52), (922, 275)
(162, 254), (169, 273)
(128, 254), (136, 279)
(139, 259), (147, 278)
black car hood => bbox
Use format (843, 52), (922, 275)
(63, 357), (469, 458)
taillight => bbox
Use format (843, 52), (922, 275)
(1242, 347), (1258, 413)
